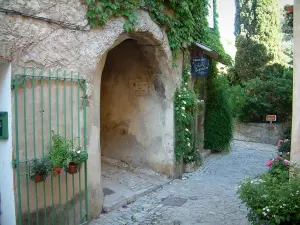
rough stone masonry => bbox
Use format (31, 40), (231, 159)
(0, 0), (183, 222)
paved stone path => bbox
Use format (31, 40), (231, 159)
(90, 140), (276, 225)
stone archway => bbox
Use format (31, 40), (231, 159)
(97, 34), (178, 212)
(100, 38), (172, 173)
(3, 8), (182, 219)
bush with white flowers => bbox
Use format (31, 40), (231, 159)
(237, 158), (300, 225)
(174, 59), (199, 164)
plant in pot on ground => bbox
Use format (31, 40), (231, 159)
(49, 134), (70, 175)
(30, 156), (53, 182)
(67, 146), (88, 174)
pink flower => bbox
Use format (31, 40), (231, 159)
(277, 140), (284, 148)
(284, 159), (290, 165)
(246, 90), (251, 94)
(266, 160), (273, 167)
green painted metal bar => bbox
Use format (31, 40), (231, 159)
(77, 72), (83, 222)
(14, 75), (23, 225)
(13, 74), (85, 81)
(13, 67), (88, 225)
(72, 174), (76, 225)
(56, 70), (63, 225)
(13, 77), (25, 89)
(49, 70), (55, 225)
(32, 68), (40, 225)
(83, 79), (88, 221)
(40, 69), (48, 225)
(64, 71), (70, 225)
(23, 68), (31, 225)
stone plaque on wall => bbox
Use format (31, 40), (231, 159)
(129, 79), (151, 96)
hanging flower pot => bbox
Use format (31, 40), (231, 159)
(33, 174), (47, 182)
(53, 167), (62, 175)
(30, 156), (52, 183)
(68, 162), (78, 174)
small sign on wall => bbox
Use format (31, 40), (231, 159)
(129, 79), (151, 96)
(266, 115), (277, 122)
(191, 56), (209, 77)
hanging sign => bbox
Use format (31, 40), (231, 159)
(191, 56), (209, 77)
(266, 115), (277, 122)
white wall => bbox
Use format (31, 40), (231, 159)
(291, 0), (300, 167)
(0, 63), (16, 225)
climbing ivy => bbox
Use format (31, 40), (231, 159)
(174, 52), (199, 163)
(86, 0), (232, 162)
(86, 0), (229, 63)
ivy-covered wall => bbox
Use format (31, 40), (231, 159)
(86, 0), (232, 160)
(86, 0), (229, 62)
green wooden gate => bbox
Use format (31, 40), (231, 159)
(12, 68), (88, 225)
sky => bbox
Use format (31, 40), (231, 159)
(217, 0), (294, 56)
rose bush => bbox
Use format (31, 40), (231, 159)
(237, 156), (300, 225)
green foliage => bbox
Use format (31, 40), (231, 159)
(68, 150), (89, 165)
(49, 133), (89, 169)
(237, 64), (293, 122)
(283, 125), (292, 139)
(282, 5), (293, 38)
(235, 36), (273, 80)
(49, 134), (72, 167)
(86, 0), (229, 63)
(227, 84), (246, 117)
(234, 0), (281, 81)
(278, 140), (291, 156)
(174, 58), (198, 163)
(30, 156), (53, 177)
(237, 161), (300, 225)
(204, 62), (233, 151)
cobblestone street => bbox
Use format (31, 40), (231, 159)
(90, 140), (276, 225)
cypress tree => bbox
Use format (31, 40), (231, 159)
(234, 0), (281, 81)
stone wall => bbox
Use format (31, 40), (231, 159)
(234, 122), (288, 145)
(0, 0), (181, 222)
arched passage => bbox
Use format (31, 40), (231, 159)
(99, 38), (174, 173)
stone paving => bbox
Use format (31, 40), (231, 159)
(91, 140), (276, 225)
(101, 157), (170, 212)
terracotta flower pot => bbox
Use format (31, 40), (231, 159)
(53, 167), (62, 175)
(68, 163), (78, 174)
(34, 174), (46, 182)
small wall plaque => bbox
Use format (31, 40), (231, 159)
(129, 80), (151, 96)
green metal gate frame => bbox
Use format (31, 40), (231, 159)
(12, 68), (88, 225)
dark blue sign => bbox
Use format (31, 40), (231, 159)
(191, 56), (209, 77)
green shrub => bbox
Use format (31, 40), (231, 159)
(49, 134), (72, 167)
(238, 64), (293, 122)
(174, 82), (198, 163)
(283, 125), (292, 139)
(278, 140), (291, 157)
(228, 84), (246, 117)
(30, 156), (53, 178)
(204, 64), (233, 151)
(68, 150), (88, 165)
(237, 157), (300, 225)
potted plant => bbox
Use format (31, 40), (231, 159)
(30, 156), (53, 182)
(67, 148), (88, 174)
(49, 134), (70, 175)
